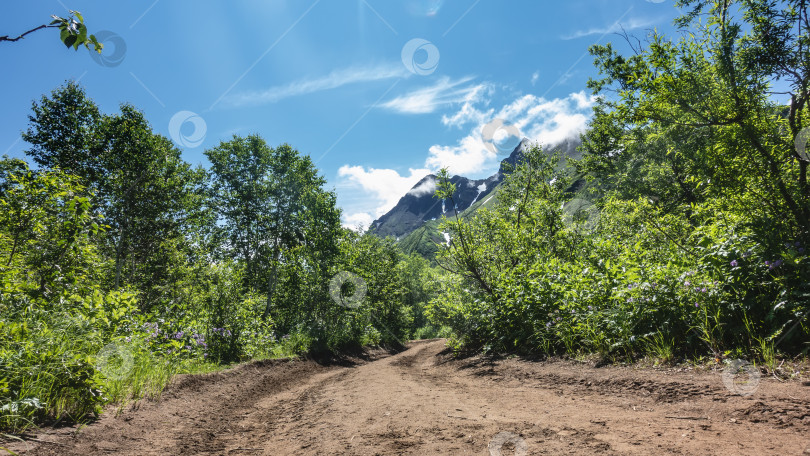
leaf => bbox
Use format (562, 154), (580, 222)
(74, 24), (87, 50)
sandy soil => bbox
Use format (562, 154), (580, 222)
(5, 339), (810, 455)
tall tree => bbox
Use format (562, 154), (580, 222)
(22, 81), (101, 183)
(581, 0), (810, 237)
(22, 84), (203, 308)
(94, 104), (199, 303)
(205, 135), (342, 320)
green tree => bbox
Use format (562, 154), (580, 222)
(205, 135), (342, 319)
(22, 81), (102, 184)
(94, 105), (201, 306)
(582, 0), (810, 236)
(22, 84), (205, 309)
(0, 156), (29, 196)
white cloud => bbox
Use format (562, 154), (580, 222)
(425, 133), (496, 176)
(224, 64), (408, 107)
(562, 16), (658, 40)
(425, 91), (595, 175)
(380, 76), (486, 114)
(337, 90), (596, 227)
(342, 212), (375, 231)
(531, 71), (540, 86)
(407, 177), (436, 197)
(337, 165), (431, 225)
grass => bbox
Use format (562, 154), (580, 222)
(646, 331), (676, 365)
(0, 330), (310, 436)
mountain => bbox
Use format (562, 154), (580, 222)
(369, 137), (582, 249)
(368, 173), (500, 240)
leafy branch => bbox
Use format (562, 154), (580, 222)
(0, 10), (102, 53)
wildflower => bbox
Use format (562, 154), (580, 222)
(684, 281), (691, 287)
(730, 260), (738, 267)
(587, 305), (593, 310)
(701, 288), (707, 293)
(546, 321), (552, 328)
(765, 261), (770, 266)
(795, 241), (802, 247)
(695, 302), (699, 307)
(174, 331), (184, 340)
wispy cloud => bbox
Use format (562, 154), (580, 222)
(224, 64), (408, 107)
(379, 76), (487, 114)
(561, 16), (658, 40)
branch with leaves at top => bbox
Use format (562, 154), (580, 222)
(0, 10), (102, 53)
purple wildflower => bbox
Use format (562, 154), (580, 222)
(695, 302), (699, 307)
(730, 260), (738, 267)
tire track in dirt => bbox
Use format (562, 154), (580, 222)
(10, 339), (810, 455)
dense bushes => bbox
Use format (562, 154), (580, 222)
(427, 149), (809, 361)
(426, 0), (809, 362)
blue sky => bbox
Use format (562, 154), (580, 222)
(1, 0), (681, 228)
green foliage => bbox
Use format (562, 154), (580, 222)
(0, 79), (437, 433)
(50, 11), (102, 53)
(205, 135), (343, 319)
(0, 170), (139, 431)
(424, 0), (809, 361)
(428, 156), (810, 359)
(0, 10), (102, 53)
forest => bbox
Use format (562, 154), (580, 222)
(2, 0), (808, 436)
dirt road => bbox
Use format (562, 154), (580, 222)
(8, 339), (810, 455)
